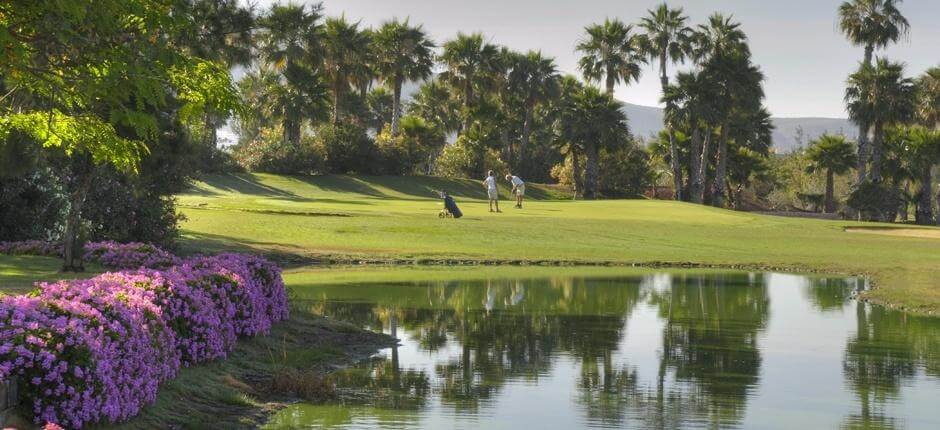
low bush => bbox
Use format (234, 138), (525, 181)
(0, 242), (289, 428)
(1, 240), (180, 270)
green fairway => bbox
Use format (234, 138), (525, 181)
(176, 173), (940, 314)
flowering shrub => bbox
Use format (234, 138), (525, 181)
(0, 248), (289, 428)
(83, 241), (181, 269)
(0, 240), (62, 257)
(0, 240), (180, 269)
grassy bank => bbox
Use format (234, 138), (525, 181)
(177, 173), (940, 314)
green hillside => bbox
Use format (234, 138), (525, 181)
(172, 173), (940, 315)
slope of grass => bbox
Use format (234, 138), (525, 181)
(175, 173), (940, 315)
(0, 255), (101, 295)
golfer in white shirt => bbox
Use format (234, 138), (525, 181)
(482, 170), (501, 213)
(506, 174), (525, 209)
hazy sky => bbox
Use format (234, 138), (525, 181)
(250, 0), (939, 118)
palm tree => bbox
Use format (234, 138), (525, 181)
(838, 0), (910, 183)
(372, 19), (435, 136)
(895, 126), (940, 224)
(258, 3), (324, 145)
(690, 13), (749, 64)
(663, 71), (718, 204)
(576, 19), (645, 96)
(439, 33), (502, 133)
(639, 3), (692, 201)
(709, 52), (765, 208)
(569, 86), (629, 199)
(845, 58), (916, 183)
(916, 66), (940, 129)
(806, 134), (857, 213)
(322, 16), (372, 124)
(509, 51), (560, 171)
(407, 78), (461, 136)
(551, 75), (587, 199)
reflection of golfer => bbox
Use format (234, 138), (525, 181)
(483, 170), (501, 213)
(506, 174), (525, 209)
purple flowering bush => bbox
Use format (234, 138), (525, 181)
(83, 241), (181, 270)
(0, 246), (289, 428)
(0, 240), (62, 257)
(0, 240), (180, 270)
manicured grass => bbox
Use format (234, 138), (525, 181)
(177, 173), (940, 315)
(0, 255), (100, 294)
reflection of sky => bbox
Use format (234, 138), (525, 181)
(268, 272), (940, 429)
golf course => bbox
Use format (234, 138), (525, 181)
(172, 173), (940, 315)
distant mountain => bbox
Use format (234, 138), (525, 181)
(621, 102), (856, 153)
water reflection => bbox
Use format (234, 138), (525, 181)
(268, 272), (940, 429)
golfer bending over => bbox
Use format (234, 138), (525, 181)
(506, 173), (525, 209)
(483, 170), (501, 213)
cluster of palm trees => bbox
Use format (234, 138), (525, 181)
(804, 0), (939, 223)
(570, 9), (772, 206)
(226, 2), (774, 202)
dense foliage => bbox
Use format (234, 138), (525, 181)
(0, 241), (288, 428)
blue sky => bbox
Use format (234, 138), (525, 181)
(247, 0), (939, 118)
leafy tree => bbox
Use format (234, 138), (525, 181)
(576, 19), (645, 95)
(845, 58), (916, 183)
(439, 33), (502, 132)
(322, 16), (373, 125)
(0, 0), (239, 270)
(806, 134), (857, 213)
(178, 0), (255, 150)
(838, 0), (910, 183)
(372, 19), (435, 136)
(639, 3), (693, 201)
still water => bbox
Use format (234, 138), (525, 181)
(266, 271), (940, 429)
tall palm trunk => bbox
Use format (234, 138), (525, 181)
(825, 168), (836, 213)
(856, 45), (874, 184)
(519, 103), (534, 172)
(584, 142), (600, 200)
(713, 122), (730, 208)
(870, 121), (884, 183)
(462, 80), (474, 133)
(697, 129), (712, 204)
(391, 74), (403, 136)
(605, 67), (616, 95)
(916, 167), (933, 225)
(689, 123), (704, 204)
(62, 156), (95, 272)
(571, 146), (582, 200)
(331, 79), (343, 125)
(283, 118), (301, 146)
(501, 128), (512, 166)
(660, 59), (683, 201)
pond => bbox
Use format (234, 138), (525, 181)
(265, 270), (940, 429)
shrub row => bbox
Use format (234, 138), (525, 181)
(0, 243), (289, 428)
(0, 240), (180, 270)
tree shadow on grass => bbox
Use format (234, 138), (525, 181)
(188, 173), (309, 200)
(177, 232), (326, 266)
